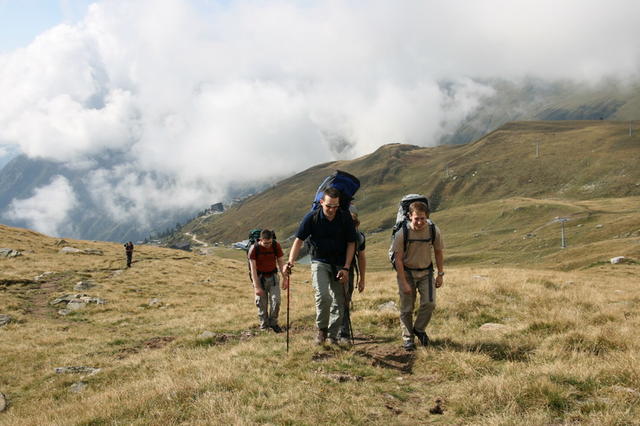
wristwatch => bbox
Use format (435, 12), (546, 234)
(437, 271), (445, 277)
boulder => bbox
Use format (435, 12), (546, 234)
(0, 392), (7, 412)
(0, 248), (21, 257)
(197, 331), (217, 340)
(0, 315), (12, 326)
(378, 301), (397, 312)
(148, 298), (162, 307)
(610, 256), (632, 264)
(60, 246), (82, 254)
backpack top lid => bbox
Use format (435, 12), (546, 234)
(311, 170), (360, 211)
(246, 229), (277, 253)
(393, 194), (430, 230)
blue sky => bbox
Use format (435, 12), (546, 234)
(0, 0), (95, 53)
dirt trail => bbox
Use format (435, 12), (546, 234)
(184, 232), (208, 247)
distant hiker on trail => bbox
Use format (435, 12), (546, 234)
(390, 200), (445, 351)
(286, 187), (357, 346)
(248, 229), (288, 333)
(339, 205), (366, 342)
(124, 241), (134, 267)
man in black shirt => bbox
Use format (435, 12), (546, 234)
(286, 187), (357, 346)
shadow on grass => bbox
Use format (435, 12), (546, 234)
(430, 337), (535, 362)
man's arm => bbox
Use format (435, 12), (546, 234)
(248, 249), (264, 296)
(434, 248), (444, 288)
(276, 252), (288, 289)
(395, 247), (413, 295)
(357, 249), (366, 292)
(286, 238), (304, 271)
(336, 241), (355, 285)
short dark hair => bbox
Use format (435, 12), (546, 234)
(408, 201), (429, 216)
(260, 229), (274, 240)
(323, 187), (341, 200)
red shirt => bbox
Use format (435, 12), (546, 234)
(248, 242), (283, 273)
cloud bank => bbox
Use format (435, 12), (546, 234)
(5, 175), (78, 236)
(0, 0), (639, 235)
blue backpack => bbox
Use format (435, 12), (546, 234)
(310, 170), (360, 212)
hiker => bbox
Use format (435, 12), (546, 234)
(339, 206), (366, 341)
(124, 241), (134, 267)
(286, 187), (357, 346)
(248, 229), (288, 333)
(391, 200), (445, 351)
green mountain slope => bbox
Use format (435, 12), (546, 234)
(175, 120), (640, 246)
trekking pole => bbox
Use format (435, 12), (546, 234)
(342, 282), (354, 345)
(286, 276), (290, 353)
(284, 263), (292, 353)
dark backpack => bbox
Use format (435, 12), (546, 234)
(246, 229), (278, 281)
(388, 194), (436, 271)
(311, 170), (360, 212)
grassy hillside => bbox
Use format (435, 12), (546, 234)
(2, 223), (640, 424)
(170, 120), (640, 269)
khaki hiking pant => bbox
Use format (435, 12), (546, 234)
(255, 274), (281, 328)
(398, 270), (435, 342)
(311, 261), (346, 339)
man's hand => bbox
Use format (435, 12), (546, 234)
(435, 275), (444, 288)
(402, 282), (412, 295)
(357, 278), (365, 293)
(254, 286), (265, 297)
(336, 268), (349, 285)
(283, 262), (294, 277)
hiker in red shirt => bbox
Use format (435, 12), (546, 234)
(248, 229), (288, 332)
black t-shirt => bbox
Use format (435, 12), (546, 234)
(295, 208), (357, 266)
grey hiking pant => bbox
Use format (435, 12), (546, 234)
(255, 274), (281, 328)
(311, 261), (346, 339)
(398, 270), (435, 342)
(339, 267), (355, 338)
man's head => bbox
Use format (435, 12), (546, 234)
(320, 187), (341, 220)
(259, 229), (274, 247)
(408, 201), (429, 231)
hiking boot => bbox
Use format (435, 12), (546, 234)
(403, 340), (416, 352)
(337, 336), (351, 347)
(315, 329), (328, 345)
(413, 328), (430, 347)
(271, 325), (283, 333)
(259, 324), (269, 331)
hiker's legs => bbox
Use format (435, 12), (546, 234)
(339, 268), (355, 338)
(126, 253), (132, 267)
(311, 262), (334, 330)
(255, 279), (269, 328)
(414, 272), (436, 333)
(265, 275), (281, 327)
(327, 275), (346, 340)
(398, 272), (417, 342)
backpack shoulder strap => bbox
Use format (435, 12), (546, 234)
(430, 222), (436, 244)
(402, 221), (409, 253)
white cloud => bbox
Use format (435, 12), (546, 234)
(4, 175), (78, 237)
(1, 0), (639, 230)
